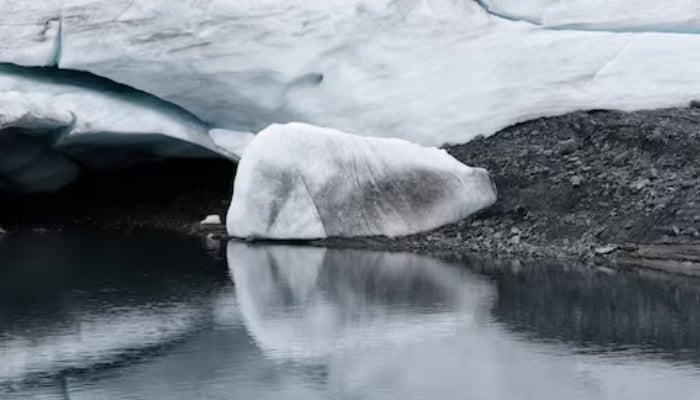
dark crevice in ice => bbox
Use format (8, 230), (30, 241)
(51, 16), (63, 67)
(471, 0), (700, 34)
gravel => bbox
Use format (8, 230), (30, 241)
(322, 106), (700, 263)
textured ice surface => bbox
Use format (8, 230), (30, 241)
(0, 65), (225, 192)
(0, 0), (698, 146)
(0, 65), (216, 154)
(3, 0), (700, 193)
(227, 123), (497, 239)
(3, 1), (700, 146)
(480, 0), (700, 31)
(209, 129), (256, 161)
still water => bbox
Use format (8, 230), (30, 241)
(2, 234), (700, 399)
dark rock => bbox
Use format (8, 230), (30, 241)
(612, 150), (631, 166)
(557, 138), (579, 155)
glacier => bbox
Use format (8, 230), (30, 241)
(2, 0), (700, 227)
(226, 123), (496, 239)
(0, 65), (242, 193)
(479, 0), (700, 32)
(2, 0), (700, 147)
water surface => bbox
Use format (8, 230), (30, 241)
(2, 235), (700, 399)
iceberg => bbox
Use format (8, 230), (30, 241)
(226, 122), (496, 239)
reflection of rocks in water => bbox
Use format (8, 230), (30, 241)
(0, 234), (229, 386)
(227, 243), (495, 359)
(490, 261), (700, 360)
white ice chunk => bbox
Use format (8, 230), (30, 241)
(200, 215), (222, 225)
(227, 123), (497, 239)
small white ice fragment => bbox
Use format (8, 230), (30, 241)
(200, 215), (222, 225)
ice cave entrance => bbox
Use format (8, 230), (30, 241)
(0, 128), (236, 230)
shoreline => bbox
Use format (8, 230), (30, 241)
(3, 107), (700, 276)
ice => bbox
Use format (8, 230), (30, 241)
(209, 129), (256, 161)
(0, 65), (216, 154)
(481, 0), (700, 31)
(226, 123), (497, 239)
(1, 0), (692, 146)
(0, 65), (237, 192)
(0, 0), (62, 66)
(200, 215), (222, 225)
(1, 1), (700, 147)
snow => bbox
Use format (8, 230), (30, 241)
(227, 122), (497, 239)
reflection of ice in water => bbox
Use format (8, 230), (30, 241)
(228, 243), (700, 400)
(0, 304), (202, 384)
(12, 243), (700, 399)
(228, 243), (496, 360)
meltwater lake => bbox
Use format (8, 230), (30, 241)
(2, 234), (700, 399)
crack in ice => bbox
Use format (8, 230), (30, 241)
(471, 0), (700, 34)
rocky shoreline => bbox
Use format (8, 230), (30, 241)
(322, 106), (700, 276)
(3, 107), (700, 276)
